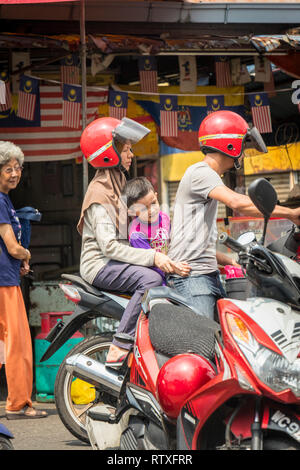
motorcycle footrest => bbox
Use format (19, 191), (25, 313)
(87, 404), (116, 423)
(113, 333), (134, 344)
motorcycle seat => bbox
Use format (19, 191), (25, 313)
(148, 302), (220, 363)
(142, 286), (201, 316)
(61, 274), (132, 299)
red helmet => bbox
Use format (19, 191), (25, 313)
(156, 353), (216, 419)
(198, 110), (267, 166)
(80, 116), (150, 169)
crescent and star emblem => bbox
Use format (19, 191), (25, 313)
(24, 80), (32, 93)
(255, 94), (263, 107)
(212, 98), (220, 111)
(144, 59), (151, 71)
(65, 55), (74, 66)
(114, 95), (123, 108)
(164, 98), (173, 111)
(1, 72), (7, 82)
(68, 88), (77, 102)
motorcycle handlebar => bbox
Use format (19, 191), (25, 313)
(218, 232), (246, 253)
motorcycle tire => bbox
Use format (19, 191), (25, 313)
(0, 436), (14, 450)
(263, 436), (300, 450)
(54, 334), (115, 444)
(243, 436), (300, 450)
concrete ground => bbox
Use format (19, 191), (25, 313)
(0, 401), (92, 451)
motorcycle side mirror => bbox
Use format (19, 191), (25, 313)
(248, 178), (278, 245)
(237, 231), (257, 246)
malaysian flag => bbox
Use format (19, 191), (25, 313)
(0, 85), (108, 162)
(160, 95), (178, 137)
(17, 75), (39, 121)
(0, 71), (12, 111)
(109, 90), (128, 119)
(62, 84), (82, 129)
(249, 92), (272, 134)
(215, 57), (232, 88)
(60, 54), (80, 85)
(138, 56), (158, 94)
(0, 81), (6, 105)
(206, 95), (224, 115)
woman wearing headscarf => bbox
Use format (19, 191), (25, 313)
(78, 117), (190, 368)
(0, 141), (47, 419)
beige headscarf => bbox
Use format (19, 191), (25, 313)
(77, 167), (128, 239)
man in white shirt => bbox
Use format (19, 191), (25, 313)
(168, 110), (300, 320)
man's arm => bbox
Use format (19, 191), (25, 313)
(216, 250), (239, 267)
(209, 185), (300, 225)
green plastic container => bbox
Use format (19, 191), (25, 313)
(34, 312), (84, 402)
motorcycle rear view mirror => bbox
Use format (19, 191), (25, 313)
(248, 178), (278, 245)
(237, 231), (256, 246)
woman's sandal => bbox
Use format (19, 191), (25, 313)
(6, 405), (48, 420)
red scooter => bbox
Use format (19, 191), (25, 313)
(42, 178), (300, 450)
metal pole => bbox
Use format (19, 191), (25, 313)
(80, 0), (88, 195)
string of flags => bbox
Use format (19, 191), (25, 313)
(0, 53), (298, 137)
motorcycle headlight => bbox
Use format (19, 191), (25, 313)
(227, 314), (300, 396)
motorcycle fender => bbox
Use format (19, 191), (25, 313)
(40, 297), (124, 362)
(230, 401), (300, 445)
(0, 423), (14, 439)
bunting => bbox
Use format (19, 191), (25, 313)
(0, 81), (6, 105)
(0, 85), (107, 162)
(62, 84), (82, 129)
(60, 54), (80, 85)
(215, 57), (232, 88)
(254, 57), (271, 83)
(17, 75), (39, 121)
(134, 85), (245, 151)
(0, 71), (12, 111)
(138, 56), (158, 94)
(109, 90), (128, 119)
(249, 92), (272, 134)
(178, 56), (197, 93)
(160, 95), (178, 137)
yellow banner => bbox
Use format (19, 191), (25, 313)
(244, 142), (300, 174)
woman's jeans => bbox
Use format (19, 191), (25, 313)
(93, 260), (162, 350)
(167, 271), (226, 321)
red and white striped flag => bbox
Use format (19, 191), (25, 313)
(215, 57), (232, 88)
(17, 75), (39, 121)
(0, 85), (108, 162)
(160, 95), (178, 137)
(138, 56), (158, 94)
(60, 54), (80, 85)
(60, 54), (79, 85)
(249, 92), (272, 134)
(62, 84), (82, 129)
(109, 90), (128, 120)
(0, 71), (12, 112)
(0, 81), (6, 105)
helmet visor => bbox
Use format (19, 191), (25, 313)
(244, 127), (268, 153)
(112, 117), (150, 145)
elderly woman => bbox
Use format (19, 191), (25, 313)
(0, 141), (47, 419)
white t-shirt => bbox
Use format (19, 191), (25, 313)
(168, 161), (224, 275)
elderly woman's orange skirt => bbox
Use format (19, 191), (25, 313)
(0, 286), (33, 411)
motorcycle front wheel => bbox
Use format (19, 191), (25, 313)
(54, 334), (114, 443)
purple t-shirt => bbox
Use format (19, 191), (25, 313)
(128, 211), (170, 284)
(0, 192), (22, 286)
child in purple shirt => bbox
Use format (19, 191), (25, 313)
(122, 177), (171, 284)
